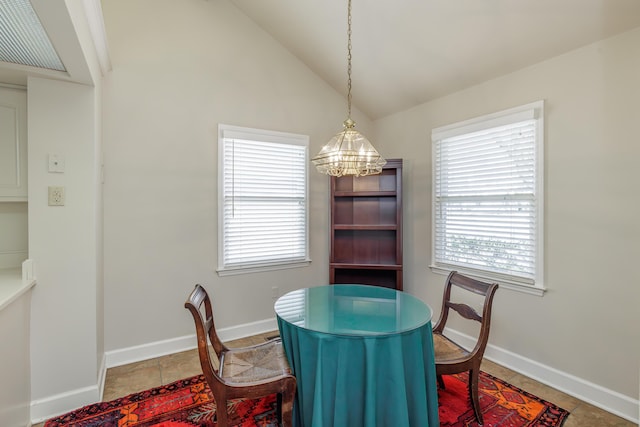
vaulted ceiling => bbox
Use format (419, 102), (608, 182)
(230, 0), (640, 119)
(2, 0), (640, 121)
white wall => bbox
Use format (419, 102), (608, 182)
(27, 76), (102, 420)
(24, 1), (105, 421)
(374, 27), (640, 415)
(0, 290), (31, 427)
(62, 0), (108, 378)
(101, 0), (372, 353)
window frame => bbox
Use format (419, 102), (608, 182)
(217, 124), (310, 276)
(430, 101), (545, 296)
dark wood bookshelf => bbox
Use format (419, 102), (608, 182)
(330, 159), (403, 290)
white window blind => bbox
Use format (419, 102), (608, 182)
(218, 125), (309, 275)
(432, 101), (544, 291)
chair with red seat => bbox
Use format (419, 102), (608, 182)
(432, 271), (499, 425)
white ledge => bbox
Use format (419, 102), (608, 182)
(0, 260), (36, 311)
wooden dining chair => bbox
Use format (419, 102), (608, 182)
(184, 284), (296, 427)
(432, 271), (499, 425)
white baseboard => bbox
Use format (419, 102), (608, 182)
(444, 327), (640, 424)
(104, 333), (196, 369)
(30, 354), (108, 423)
(104, 317), (278, 368)
(30, 384), (100, 424)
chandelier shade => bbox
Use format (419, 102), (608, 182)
(312, 118), (386, 177)
(311, 0), (386, 177)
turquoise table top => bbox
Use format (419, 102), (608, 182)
(274, 284), (432, 336)
(275, 284), (440, 427)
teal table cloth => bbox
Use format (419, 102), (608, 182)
(274, 284), (440, 427)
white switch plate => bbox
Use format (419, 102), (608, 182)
(48, 186), (65, 206)
(48, 154), (65, 173)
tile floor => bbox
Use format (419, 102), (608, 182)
(35, 331), (635, 427)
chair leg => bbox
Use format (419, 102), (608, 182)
(217, 399), (229, 427)
(277, 392), (283, 426)
(281, 386), (296, 427)
(437, 374), (445, 389)
(468, 368), (483, 425)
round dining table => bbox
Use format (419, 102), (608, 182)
(274, 284), (440, 427)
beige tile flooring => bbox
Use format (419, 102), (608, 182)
(35, 331), (635, 427)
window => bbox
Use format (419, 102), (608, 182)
(218, 124), (310, 275)
(431, 101), (544, 295)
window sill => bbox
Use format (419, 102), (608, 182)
(217, 259), (311, 277)
(429, 264), (546, 297)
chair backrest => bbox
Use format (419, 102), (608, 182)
(184, 284), (229, 386)
(433, 271), (499, 358)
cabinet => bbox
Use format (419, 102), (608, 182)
(330, 159), (403, 290)
(0, 87), (28, 201)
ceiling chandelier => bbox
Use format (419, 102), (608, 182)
(311, 0), (386, 177)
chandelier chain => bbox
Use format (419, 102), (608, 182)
(310, 0), (386, 177)
(347, 0), (352, 119)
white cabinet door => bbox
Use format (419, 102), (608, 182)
(0, 87), (27, 201)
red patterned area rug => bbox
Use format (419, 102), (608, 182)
(43, 375), (278, 427)
(44, 372), (569, 427)
(439, 371), (569, 427)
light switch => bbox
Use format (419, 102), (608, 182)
(48, 154), (65, 173)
